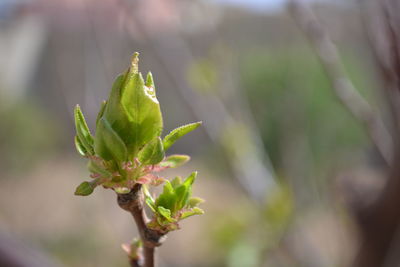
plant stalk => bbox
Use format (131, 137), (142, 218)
(117, 184), (165, 267)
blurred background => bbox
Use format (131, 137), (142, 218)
(0, 0), (397, 266)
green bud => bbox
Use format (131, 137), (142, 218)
(75, 181), (97, 196)
(100, 53), (163, 157)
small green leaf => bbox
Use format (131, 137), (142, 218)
(138, 137), (165, 165)
(96, 100), (107, 126)
(115, 187), (130, 194)
(175, 184), (190, 211)
(146, 197), (157, 213)
(183, 171), (197, 187)
(87, 160), (111, 177)
(170, 176), (182, 189)
(188, 197), (205, 208)
(163, 122), (202, 151)
(181, 207), (204, 220)
(145, 72), (155, 88)
(74, 105), (94, 155)
(159, 155), (190, 168)
(94, 117), (127, 162)
(74, 135), (87, 156)
(155, 181), (176, 211)
(143, 186), (157, 212)
(157, 206), (175, 222)
(75, 181), (96, 196)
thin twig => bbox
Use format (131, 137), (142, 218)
(288, 1), (393, 165)
(117, 184), (166, 267)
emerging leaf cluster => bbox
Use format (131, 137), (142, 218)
(73, 53), (203, 231)
(145, 172), (204, 233)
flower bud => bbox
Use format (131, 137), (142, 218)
(95, 52), (163, 160)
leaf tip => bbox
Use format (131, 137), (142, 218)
(131, 52), (140, 74)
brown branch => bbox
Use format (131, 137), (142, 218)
(117, 184), (166, 267)
(358, 1), (400, 136)
(288, 1), (393, 165)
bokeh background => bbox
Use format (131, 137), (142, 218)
(0, 0), (391, 266)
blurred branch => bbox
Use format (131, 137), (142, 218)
(351, 1), (400, 266)
(359, 0), (400, 135)
(288, 1), (393, 165)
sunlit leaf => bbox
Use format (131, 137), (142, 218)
(74, 135), (87, 156)
(138, 137), (165, 165)
(94, 117), (127, 162)
(188, 197), (205, 208)
(96, 100), (107, 126)
(163, 122), (202, 151)
(181, 207), (204, 220)
(157, 206), (175, 222)
(159, 155), (190, 169)
(74, 105), (94, 155)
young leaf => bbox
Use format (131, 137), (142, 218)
(146, 197), (157, 213)
(143, 186), (157, 212)
(175, 184), (191, 211)
(138, 137), (165, 165)
(170, 176), (182, 189)
(188, 197), (205, 208)
(183, 171), (197, 187)
(159, 155), (190, 169)
(181, 207), (204, 220)
(157, 206), (175, 222)
(74, 135), (87, 156)
(88, 160), (111, 177)
(94, 117), (128, 162)
(155, 181), (176, 211)
(163, 122), (202, 151)
(145, 72), (155, 88)
(96, 100), (107, 126)
(75, 181), (96, 196)
(74, 105), (94, 154)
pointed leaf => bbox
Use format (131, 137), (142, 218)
(138, 137), (165, 165)
(181, 207), (204, 220)
(157, 206), (175, 222)
(159, 155), (190, 169)
(96, 100), (107, 126)
(183, 171), (197, 187)
(175, 184), (190, 211)
(88, 160), (111, 177)
(146, 197), (157, 213)
(188, 197), (205, 208)
(171, 176), (182, 189)
(145, 72), (155, 88)
(74, 135), (87, 156)
(155, 181), (176, 211)
(74, 105), (94, 154)
(163, 122), (202, 151)
(94, 117), (127, 161)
